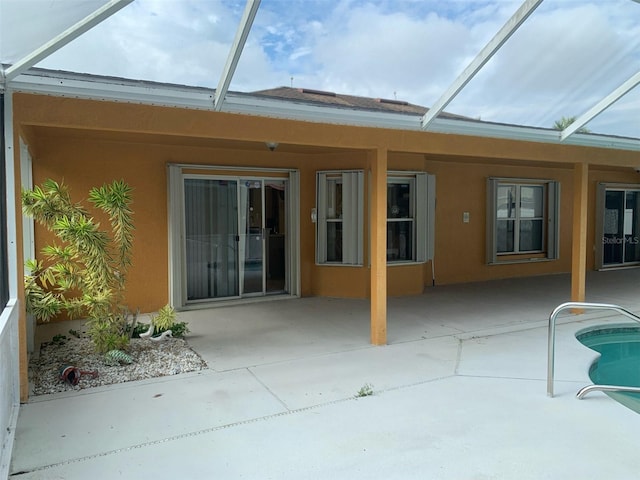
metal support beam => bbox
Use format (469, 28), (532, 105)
(213, 0), (261, 111)
(560, 70), (640, 141)
(421, 0), (543, 130)
(3, 0), (133, 83)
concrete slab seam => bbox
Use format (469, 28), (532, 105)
(9, 374), (458, 476)
(212, 344), (376, 373)
(246, 368), (291, 411)
(8, 397), (359, 476)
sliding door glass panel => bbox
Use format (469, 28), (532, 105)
(240, 179), (264, 295)
(265, 181), (286, 293)
(625, 191), (640, 263)
(603, 190), (624, 265)
(184, 179), (238, 300)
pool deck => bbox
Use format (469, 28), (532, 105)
(9, 270), (640, 479)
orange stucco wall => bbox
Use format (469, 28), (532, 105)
(12, 93), (640, 312)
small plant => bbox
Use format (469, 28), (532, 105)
(51, 334), (67, 345)
(355, 383), (374, 398)
(104, 349), (133, 366)
(156, 320), (189, 338)
(150, 305), (176, 332)
(136, 305), (189, 338)
(131, 320), (190, 339)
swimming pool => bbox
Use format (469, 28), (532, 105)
(576, 324), (640, 414)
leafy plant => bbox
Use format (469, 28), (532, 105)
(150, 305), (177, 332)
(165, 321), (189, 338)
(51, 334), (67, 345)
(134, 305), (190, 338)
(104, 349), (133, 366)
(68, 329), (81, 338)
(131, 320), (190, 339)
(23, 179), (134, 353)
(355, 383), (374, 397)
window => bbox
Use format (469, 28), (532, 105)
(387, 178), (414, 262)
(316, 171), (435, 266)
(487, 178), (559, 263)
(387, 173), (435, 264)
(316, 171), (364, 265)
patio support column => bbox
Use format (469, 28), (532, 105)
(571, 162), (589, 310)
(370, 147), (387, 345)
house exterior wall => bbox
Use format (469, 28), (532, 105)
(12, 93), (640, 315)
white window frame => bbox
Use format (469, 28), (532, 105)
(316, 170), (364, 265)
(486, 177), (560, 264)
(386, 172), (435, 265)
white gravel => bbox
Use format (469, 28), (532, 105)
(29, 335), (208, 396)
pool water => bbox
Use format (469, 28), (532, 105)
(576, 324), (640, 414)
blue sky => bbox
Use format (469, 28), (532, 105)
(3, 0), (639, 138)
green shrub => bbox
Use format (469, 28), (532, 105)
(151, 305), (176, 331)
(23, 179), (134, 353)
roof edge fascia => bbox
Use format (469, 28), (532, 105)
(8, 70), (640, 153)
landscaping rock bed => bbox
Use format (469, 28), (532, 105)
(29, 335), (208, 396)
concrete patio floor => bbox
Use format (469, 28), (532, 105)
(9, 270), (640, 479)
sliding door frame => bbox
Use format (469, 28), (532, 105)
(168, 164), (300, 309)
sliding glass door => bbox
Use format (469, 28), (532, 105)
(184, 176), (287, 302)
(600, 188), (640, 267)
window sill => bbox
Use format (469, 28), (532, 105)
(489, 257), (555, 265)
(387, 261), (426, 266)
(316, 263), (363, 267)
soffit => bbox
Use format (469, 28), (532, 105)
(28, 125), (358, 155)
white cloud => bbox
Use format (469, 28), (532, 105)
(450, 1), (640, 135)
(37, 0), (238, 86)
(3, 0), (638, 138)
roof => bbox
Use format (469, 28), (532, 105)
(252, 86), (467, 120)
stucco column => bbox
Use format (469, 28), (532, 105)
(370, 147), (387, 345)
(571, 162), (589, 308)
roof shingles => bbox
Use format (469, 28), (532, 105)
(251, 86), (466, 119)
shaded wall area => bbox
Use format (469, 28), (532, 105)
(13, 93), (640, 313)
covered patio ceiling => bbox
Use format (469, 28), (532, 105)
(0, 0), (639, 151)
